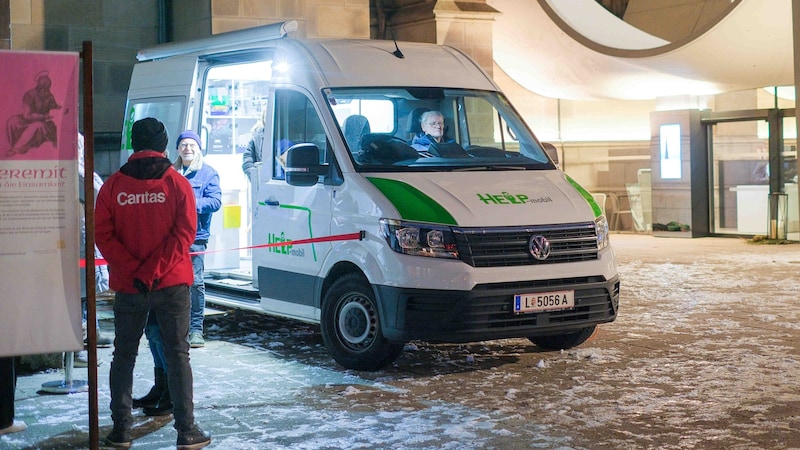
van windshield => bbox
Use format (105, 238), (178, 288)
(326, 88), (554, 172)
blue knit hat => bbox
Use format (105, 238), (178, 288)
(176, 130), (202, 149)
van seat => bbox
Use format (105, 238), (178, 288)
(343, 114), (370, 153)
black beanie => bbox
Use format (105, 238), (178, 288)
(131, 117), (168, 152)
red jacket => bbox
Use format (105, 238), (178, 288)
(95, 150), (197, 294)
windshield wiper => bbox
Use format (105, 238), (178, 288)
(451, 165), (528, 172)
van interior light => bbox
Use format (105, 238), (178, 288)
(211, 61), (272, 81)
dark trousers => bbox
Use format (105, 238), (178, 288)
(109, 285), (195, 431)
(0, 357), (17, 429)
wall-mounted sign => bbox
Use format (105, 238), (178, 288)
(660, 123), (681, 180)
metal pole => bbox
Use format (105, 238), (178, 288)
(82, 40), (100, 450)
(767, 108), (782, 195)
(39, 351), (89, 394)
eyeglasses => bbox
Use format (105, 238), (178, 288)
(425, 121), (444, 127)
(178, 143), (198, 149)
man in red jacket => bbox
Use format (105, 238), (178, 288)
(95, 117), (210, 449)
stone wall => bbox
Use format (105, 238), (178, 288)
(9, 0), (160, 136)
(0, 0), (9, 49)
(195, 0), (370, 39)
(385, 0), (496, 77)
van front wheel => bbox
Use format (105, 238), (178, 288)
(528, 325), (597, 350)
(321, 274), (404, 371)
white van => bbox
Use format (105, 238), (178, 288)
(123, 21), (619, 370)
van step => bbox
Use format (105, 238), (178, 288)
(205, 282), (262, 313)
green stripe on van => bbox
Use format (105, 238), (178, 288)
(367, 177), (457, 225)
(565, 174), (602, 218)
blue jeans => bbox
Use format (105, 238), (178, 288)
(109, 285), (196, 431)
(144, 313), (167, 371)
(189, 242), (206, 334)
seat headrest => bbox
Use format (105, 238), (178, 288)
(344, 115), (370, 135)
(343, 115), (371, 151)
(406, 107), (429, 137)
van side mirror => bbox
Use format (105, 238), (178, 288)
(285, 143), (327, 186)
(542, 142), (559, 166)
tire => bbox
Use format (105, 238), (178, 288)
(528, 325), (597, 350)
(321, 273), (404, 371)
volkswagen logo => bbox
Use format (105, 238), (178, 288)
(528, 235), (551, 261)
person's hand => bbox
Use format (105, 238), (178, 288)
(134, 278), (149, 294)
(133, 278), (160, 293)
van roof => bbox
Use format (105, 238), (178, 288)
(282, 39), (498, 91)
(136, 21), (498, 92)
(136, 21), (298, 61)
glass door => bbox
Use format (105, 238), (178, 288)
(707, 110), (797, 238)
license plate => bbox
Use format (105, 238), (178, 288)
(514, 290), (575, 314)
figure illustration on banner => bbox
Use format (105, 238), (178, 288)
(5, 71), (62, 157)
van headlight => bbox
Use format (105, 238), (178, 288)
(595, 215), (609, 250)
(380, 219), (459, 259)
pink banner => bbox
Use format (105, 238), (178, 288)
(0, 50), (81, 357)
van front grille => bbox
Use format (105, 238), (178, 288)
(454, 222), (598, 267)
(400, 275), (619, 339)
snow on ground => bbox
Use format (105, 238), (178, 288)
(4, 234), (800, 449)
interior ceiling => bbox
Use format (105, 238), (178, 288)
(487, 0), (795, 100)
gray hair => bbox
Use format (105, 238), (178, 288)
(173, 149), (205, 173)
(419, 110), (444, 124)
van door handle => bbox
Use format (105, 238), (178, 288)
(264, 199), (279, 206)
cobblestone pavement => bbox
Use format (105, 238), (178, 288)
(3, 234), (800, 449)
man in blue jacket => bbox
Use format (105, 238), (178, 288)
(410, 110), (455, 156)
(174, 130), (222, 348)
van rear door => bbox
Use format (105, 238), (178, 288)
(122, 54), (201, 157)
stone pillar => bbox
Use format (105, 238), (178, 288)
(384, 0), (498, 76)
(649, 109), (709, 237)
